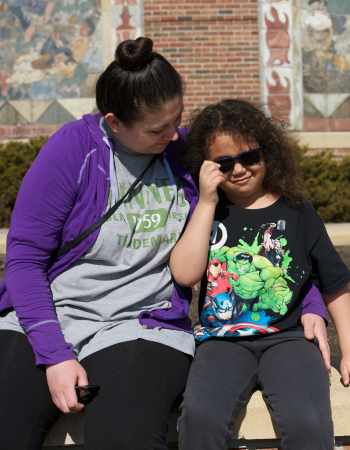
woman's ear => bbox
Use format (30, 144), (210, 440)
(104, 113), (120, 134)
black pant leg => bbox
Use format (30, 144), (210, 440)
(80, 339), (191, 450)
(258, 336), (334, 450)
(0, 330), (60, 450)
(178, 339), (259, 450)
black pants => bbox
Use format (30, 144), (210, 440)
(178, 331), (334, 450)
(0, 330), (191, 450)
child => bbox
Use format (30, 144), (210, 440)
(169, 99), (350, 450)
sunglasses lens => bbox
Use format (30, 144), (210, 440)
(239, 148), (261, 166)
(217, 158), (235, 173)
(215, 148), (262, 173)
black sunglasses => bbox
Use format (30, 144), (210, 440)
(214, 148), (262, 173)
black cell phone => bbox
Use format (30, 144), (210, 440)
(75, 384), (100, 405)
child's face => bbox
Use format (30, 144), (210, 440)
(207, 133), (266, 205)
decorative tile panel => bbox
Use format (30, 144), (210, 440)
(260, 0), (350, 131)
(0, 0), (143, 139)
(259, 0), (298, 128)
(301, 0), (350, 131)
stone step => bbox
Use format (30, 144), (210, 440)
(1, 226), (349, 448)
(42, 368), (350, 448)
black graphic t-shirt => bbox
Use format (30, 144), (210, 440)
(195, 197), (350, 342)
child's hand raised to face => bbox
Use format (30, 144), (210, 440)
(198, 160), (226, 206)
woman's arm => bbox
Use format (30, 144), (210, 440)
(325, 287), (350, 386)
(5, 124), (91, 411)
(300, 283), (330, 370)
(169, 161), (224, 286)
(5, 126), (82, 365)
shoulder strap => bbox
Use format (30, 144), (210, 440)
(57, 155), (158, 258)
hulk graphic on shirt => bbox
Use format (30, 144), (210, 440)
(208, 232), (294, 322)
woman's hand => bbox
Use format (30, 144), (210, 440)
(340, 356), (350, 387)
(301, 313), (331, 371)
(46, 359), (89, 413)
(198, 160), (225, 206)
(340, 354), (350, 387)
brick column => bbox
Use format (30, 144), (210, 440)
(144, 0), (261, 121)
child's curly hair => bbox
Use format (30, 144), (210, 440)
(183, 98), (304, 204)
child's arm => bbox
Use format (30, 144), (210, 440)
(300, 202), (350, 380)
(170, 161), (224, 286)
(325, 286), (350, 386)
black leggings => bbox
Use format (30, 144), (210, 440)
(179, 331), (334, 450)
(0, 330), (191, 450)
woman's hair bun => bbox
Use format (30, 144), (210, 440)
(115, 37), (154, 71)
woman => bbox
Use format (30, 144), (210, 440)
(0, 40), (327, 450)
(0, 37), (197, 450)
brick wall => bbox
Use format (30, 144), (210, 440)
(144, 0), (261, 122)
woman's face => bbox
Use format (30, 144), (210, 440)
(106, 96), (184, 154)
(207, 133), (266, 205)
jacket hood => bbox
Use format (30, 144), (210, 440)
(82, 113), (107, 149)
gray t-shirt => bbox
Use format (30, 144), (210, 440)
(0, 134), (195, 360)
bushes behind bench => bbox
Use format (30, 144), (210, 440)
(1, 138), (350, 227)
(0, 138), (45, 228)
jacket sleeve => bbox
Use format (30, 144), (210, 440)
(301, 282), (327, 319)
(5, 124), (86, 366)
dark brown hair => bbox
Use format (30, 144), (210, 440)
(184, 98), (304, 204)
(96, 37), (183, 124)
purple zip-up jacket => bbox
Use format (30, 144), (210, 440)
(0, 114), (326, 366)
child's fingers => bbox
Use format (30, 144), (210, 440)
(199, 161), (225, 187)
(200, 160), (221, 176)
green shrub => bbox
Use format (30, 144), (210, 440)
(297, 147), (350, 222)
(0, 139), (349, 227)
(0, 138), (46, 227)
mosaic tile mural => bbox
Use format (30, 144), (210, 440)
(302, 0), (350, 130)
(260, 0), (350, 131)
(259, 0), (301, 129)
(0, 0), (143, 139)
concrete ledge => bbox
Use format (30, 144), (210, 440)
(291, 131), (350, 150)
(0, 229), (7, 256)
(44, 413), (84, 447)
(42, 368), (349, 447)
(0, 227), (349, 447)
(325, 223), (350, 247)
(236, 367), (350, 439)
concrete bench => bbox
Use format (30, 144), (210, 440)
(43, 367), (350, 449)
